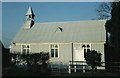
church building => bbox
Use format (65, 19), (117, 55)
(10, 7), (106, 70)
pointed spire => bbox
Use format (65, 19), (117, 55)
(24, 6), (35, 29)
(26, 6), (35, 19)
(26, 6), (34, 16)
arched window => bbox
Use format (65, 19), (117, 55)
(82, 44), (91, 58)
(82, 44), (86, 48)
(87, 44), (90, 48)
(55, 45), (58, 48)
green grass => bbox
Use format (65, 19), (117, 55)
(48, 72), (120, 78)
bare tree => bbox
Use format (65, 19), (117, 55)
(96, 2), (112, 20)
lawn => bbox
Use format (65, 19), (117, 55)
(2, 72), (120, 78)
(48, 72), (120, 78)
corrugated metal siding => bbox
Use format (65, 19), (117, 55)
(11, 20), (106, 64)
(11, 45), (21, 53)
(10, 43), (105, 64)
(91, 43), (105, 62)
(49, 43), (72, 64)
(30, 44), (49, 53)
(12, 20), (106, 43)
(59, 44), (72, 64)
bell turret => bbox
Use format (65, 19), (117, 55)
(26, 6), (35, 20)
(24, 6), (35, 29)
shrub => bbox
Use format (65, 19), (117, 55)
(3, 52), (50, 77)
(85, 50), (102, 72)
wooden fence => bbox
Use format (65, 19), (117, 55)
(68, 61), (106, 74)
(49, 61), (120, 74)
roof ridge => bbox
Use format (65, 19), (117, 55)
(35, 20), (106, 24)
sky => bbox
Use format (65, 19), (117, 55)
(2, 2), (101, 48)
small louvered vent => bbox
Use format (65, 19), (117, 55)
(55, 27), (63, 33)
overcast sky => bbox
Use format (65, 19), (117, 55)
(2, 2), (101, 48)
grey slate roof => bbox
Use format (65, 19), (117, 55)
(12, 20), (106, 43)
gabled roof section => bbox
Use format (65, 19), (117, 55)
(12, 20), (106, 43)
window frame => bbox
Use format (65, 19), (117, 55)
(21, 44), (30, 54)
(82, 44), (91, 58)
(50, 44), (59, 58)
